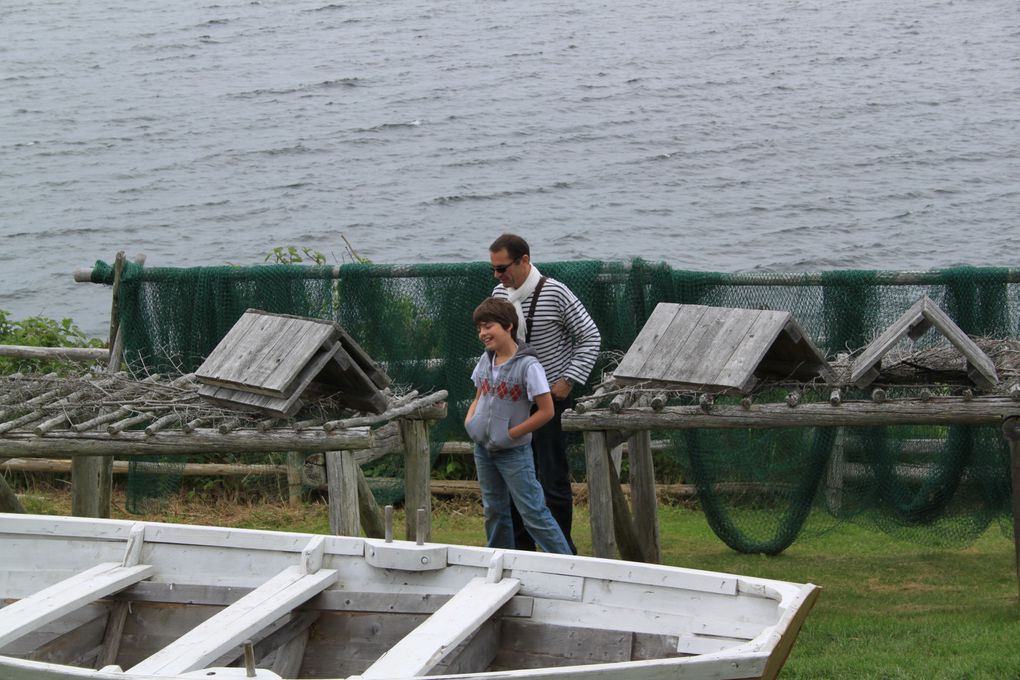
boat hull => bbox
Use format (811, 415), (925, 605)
(0, 514), (817, 680)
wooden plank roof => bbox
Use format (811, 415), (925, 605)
(614, 303), (832, 393)
(195, 310), (391, 417)
(849, 296), (999, 390)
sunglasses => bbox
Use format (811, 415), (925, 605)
(490, 257), (520, 274)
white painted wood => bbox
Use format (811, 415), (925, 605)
(359, 576), (521, 679)
(0, 514), (365, 557)
(0, 513), (818, 680)
(127, 565), (338, 676)
(676, 633), (751, 655)
(0, 562), (154, 648)
(122, 523), (145, 566)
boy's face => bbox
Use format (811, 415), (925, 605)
(477, 320), (514, 352)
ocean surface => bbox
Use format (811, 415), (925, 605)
(2, 0), (1018, 337)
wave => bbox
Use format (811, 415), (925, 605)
(227, 77), (362, 99)
(428, 182), (572, 205)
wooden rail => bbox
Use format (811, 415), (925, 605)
(0, 345), (108, 363)
(562, 397), (1020, 432)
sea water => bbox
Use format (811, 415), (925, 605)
(1, 0), (1018, 336)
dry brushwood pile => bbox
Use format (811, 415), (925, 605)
(0, 369), (446, 454)
(579, 338), (1020, 412)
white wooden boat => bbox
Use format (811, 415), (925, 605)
(0, 513), (818, 680)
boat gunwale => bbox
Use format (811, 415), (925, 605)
(1, 514), (804, 599)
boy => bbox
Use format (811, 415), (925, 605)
(464, 298), (572, 554)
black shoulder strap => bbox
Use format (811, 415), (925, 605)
(525, 276), (548, 343)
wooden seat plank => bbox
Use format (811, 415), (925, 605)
(0, 562), (154, 648)
(359, 576), (521, 679)
(127, 565), (337, 676)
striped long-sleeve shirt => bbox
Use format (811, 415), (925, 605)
(492, 277), (601, 387)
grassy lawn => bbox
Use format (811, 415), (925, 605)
(15, 489), (1020, 679)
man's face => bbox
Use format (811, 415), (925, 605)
(490, 248), (529, 288)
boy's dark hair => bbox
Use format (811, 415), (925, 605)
(489, 233), (530, 261)
(473, 297), (519, 341)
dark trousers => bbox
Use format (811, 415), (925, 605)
(510, 397), (577, 554)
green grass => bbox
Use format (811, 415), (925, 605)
(15, 490), (1020, 679)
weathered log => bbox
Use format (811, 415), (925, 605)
(323, 392), (448, 431)
(355, 466), (385, 539)
(400, 419), (432, 542)
(609, 391), (635, 414)
(0, 474), (25, 513)
(563, 398), (1020, 431)
(108, 411), (155, 435)
(326, 450), (360, 536)
(1002, 417), (1020, 602)
(0, 427), (373, 457)
(286, 452), (304, 506)
(71, 454), (112, 518)
(145, 412), (184, 436)
(607, 454), (645, 563)
(0, 345), (108, 363)
(627, 430), (660, 563)
(1, 457), (288, 477)
(584, 431), (615, 559)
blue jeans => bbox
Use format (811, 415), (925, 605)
(473, 442), (572, 555)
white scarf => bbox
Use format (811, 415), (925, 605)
(505, 264), (543, 343)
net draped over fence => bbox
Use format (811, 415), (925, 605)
(90, 259), (1020, 553)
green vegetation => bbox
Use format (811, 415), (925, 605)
(0, 309), (104, 374)
(14, 487), (1020, 679)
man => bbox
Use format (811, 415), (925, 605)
(488, 233), (601, 553)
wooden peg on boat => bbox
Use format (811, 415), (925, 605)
(416, 508), (426, 545)
(243, 640), (256, 678)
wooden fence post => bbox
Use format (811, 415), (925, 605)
(355, 466), (386, 538)
(399, 418), (431, 542)
(286, 451), (304, 507)
(71, 455), (113, 519)
(584, 430), (615, 559)
(628, 430), (661, 563)
(0, 472), (25, 513)
(1002, 416), (1020, 603)
(325, 450), (360, 536)
(72, 251), (139, 518)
